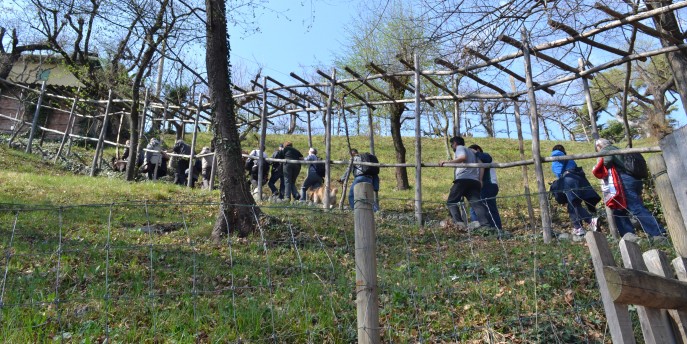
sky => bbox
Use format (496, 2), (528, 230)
(228, 0), (360, 81)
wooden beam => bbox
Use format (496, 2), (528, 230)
(316, 69), (373, 111)
(266, 76), (324, 109)
(435, 58), (509, 95)
(341, 66), (398, 103)
(595, 4), (683, 45)
(548, 19), (642, 59)
(500, 35), (586, 76)
(251, 80), (309, 109)
(464, 48), (555, 95)
(604, 265), (687, 310)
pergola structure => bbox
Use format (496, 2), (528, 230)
(1, 1), (684, 243)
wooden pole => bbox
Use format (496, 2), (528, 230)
(25, 80), (47, 154)
(522, 29), (553, 243)
(453, 76), (460, 137)
(137, 89), (150, 166)
(510, 77), (537, 232)
(648, 154), (687, 257)
(187, 93), (202, 188)
(605, 265), (687, 309)
(354, 182), (380, 344)
(209, 152), (217, 191)
(585, 231), (637, 344)
(55, 87), (80, 163)
(414, 54), (423, 226)
(307, 111), (313, 148)
(115, 112), (124, 159)
(90, 89), (113, 177)
(257, 77), (268, 200)
(323, 69), (336, 209)
(580, 58), (600, 140)
(366, 93), (375, 155)
(660, 127), (687, 246)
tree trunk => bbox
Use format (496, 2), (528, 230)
(206, 0), (258, 240)
(645, 0), (687, 115)
(388, 81), (409, 190)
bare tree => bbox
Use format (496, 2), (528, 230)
(206, 0), (258, 239)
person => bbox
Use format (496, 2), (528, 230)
(143, 138), (163, 180)
(300, 148), (324, 201)
(172, 139), (191, 185)
(551, 145), (600, 237)
(276, 141), (303, 201)
(341, 149), (380, 212)
(594, 138), (667, 243)
(268, 144), (285, 199)
(468, 145), (502, 230)
(248, 145), (269, 190)
(439, 136), (490, 229)
(185, 157), (202, 188)
(199, 146), (214, 189)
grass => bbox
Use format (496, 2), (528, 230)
(0, 133), (665, 342)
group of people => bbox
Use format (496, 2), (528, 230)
(548, 140), (667, 243)
(439, 136), (502, 231)
(138, 137), (214, 189)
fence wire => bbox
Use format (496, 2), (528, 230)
(0, 190), (670, 343)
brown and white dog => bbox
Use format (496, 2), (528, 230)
(307, 180), (342, 208)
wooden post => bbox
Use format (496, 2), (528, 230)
(414, 54), (423, 226)
(366, 93), (375, 155)
(585, 231), (637, 344)
(55, 87), (81, 163)
(353, 182), (380, 344)
(257, 77), (268, 200)
(648, 154), (687, 257)
(453, 75), (460, 137)
(579, 58), (600, 140)
(618, 240), (676, 343)
(115, 112), (125, 159)
(660, 127), (687, 252)
(187, 93), (202, 188)
(90, 89), (113, 177)
(323, 69), (336, 209)
(644, 249), (687, 343)
(25, 80), (47, 154)
(510, 77), (536, 232)
(137, 89), (150, 166)
(521, 29), (552, 243)
(209, 152), (217, 191)
(306, 111), (313, 148)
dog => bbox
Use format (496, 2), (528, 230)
(307, 180), (342, 208)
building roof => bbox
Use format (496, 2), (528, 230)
(6, 55), (101, 88)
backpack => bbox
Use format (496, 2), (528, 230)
(359, 153), (380, 176)
(314, 160), (326, 178)
(244, 157), (254, 172)
(623, 153), (649, 179)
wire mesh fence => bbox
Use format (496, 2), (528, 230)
(0, 188), (670, 342)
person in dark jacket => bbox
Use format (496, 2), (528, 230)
(268, 144), (285, 199)
(277, 141), (303, 201)
(468, 145), (502, 230)
(595, 138), (667, 243)
(300, 148), (323, 201)
(172, 139), (191, 185)
(551, 144), (600, 236)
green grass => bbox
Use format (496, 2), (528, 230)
(0, 134), (664, 342)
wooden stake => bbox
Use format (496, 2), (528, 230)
(90, 89), (113, 177)
(510, 77), (536, 232)
(307, 111), (313, 148)
(367, 93), (375, 155)
(648, 154), (687, 257)
(354, 182), (380, 344)
(257, 77), (268, 199)
(187, 93), (202, 188)
(521, 29), (552, 243)
(414, 54), (423, 226)
(55, 87), (80, 163)
(25, 80), (47, 154)
(323, 69), (336, 209)
(579, 58), (600, 140)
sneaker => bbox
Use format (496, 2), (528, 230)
(572, 227), (585, 236)
(588, 217), (599, 232)
(622, 232), (640, 243)
(467, 221), (482, 230)
(651, 235), (669, 246)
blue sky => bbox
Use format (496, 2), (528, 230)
(228, 1), (358, 80)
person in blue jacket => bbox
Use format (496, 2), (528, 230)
(551, 145), (600, 236)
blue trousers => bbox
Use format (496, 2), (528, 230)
(470, 183), (502, 229)
(349, 175), (379, 211)
(613, 173), (665, 237)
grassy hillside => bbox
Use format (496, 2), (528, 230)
(0, 135), (661, 342)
